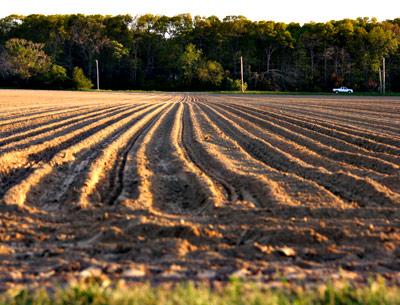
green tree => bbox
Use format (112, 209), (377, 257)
(197, 60), (225, 88)
(1, 14), (400, 91)
(180, 43), (202, 86)
(4, 38), (52, 80)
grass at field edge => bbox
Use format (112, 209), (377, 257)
(1, 278), (399, 305)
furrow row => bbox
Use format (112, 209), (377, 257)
(0, 103), (155, 196)
(215, 96), (400, 150)
(0, 104), (99, 132)
(256, 105), (400, 149)
(215, 100), (400, 164)
(258, 103), (400, 134)
(250, 103), (400, 151)
(197, 100), (400, 207)
(119, 101), (221, 214)
(1, 102), (168, 207)
(0, 104), (130, 147)
(188, 98), (346, 208)
(78, 102), (172, 207)
(210, 101), (400, 175)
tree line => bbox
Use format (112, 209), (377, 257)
(0, 14), (400, 92)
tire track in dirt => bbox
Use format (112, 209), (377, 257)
(198, 99), (400, 206)
(0, 103), (156, 199)
(27, 102), (171, 209)
(119, 99), (223, 214)
(0, 103), (150, 163)
(189, 98), (346, 208)
(76, 101), (172, 207)
(1, 102), (168, 207)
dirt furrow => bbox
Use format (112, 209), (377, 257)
(0, 105), (74, 121)
(1, 102), (167, 207)
(255, 100), (400, 123)
(257, 103), (400, 135)
(210, 101), (400, 176)
(213, 97), (400, 150)
(247, 103), (400, 154)
(179, 99), (228, 208)
(27, 102), (170, 209)
(0, 105), (134, 152)
(0, 104), (155, 197)
(220, 97), (400, 134)
(190, 99), (347, 208)
(267, 102), (400, 118)
(209, 102), (400, 194)
(0, 105), (97, 133)
(0, 103), (149, 163)
(1, 91), (400, 287)
(215, 101), (400, 165)
(0, 104), (129, 146)
(229, 100), (400, 147)
(120, 100), (222, 214)
(265, 107), (400, 149)
(198, 101), (400, 206)
(75, 102), (172, 207)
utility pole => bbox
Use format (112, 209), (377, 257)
(382, 57), (386, 95)
(240, 56), (244, 93)
(95, 60), (100, 90)
(379, 67), (382, 94)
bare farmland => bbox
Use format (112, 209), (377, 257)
(0, 90), (399, 288)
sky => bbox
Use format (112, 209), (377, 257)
(0, 0), (399, 23)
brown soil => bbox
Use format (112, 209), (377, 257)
(0, 90), (399, 290)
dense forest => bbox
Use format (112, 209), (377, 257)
(0, 14), (400, 91)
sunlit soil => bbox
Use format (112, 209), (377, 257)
(0, 90), (399, 290)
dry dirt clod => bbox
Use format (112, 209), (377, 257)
(122, 265), (146, 278)
(0, 245), (14, 255)
(275, 246), (297, 257)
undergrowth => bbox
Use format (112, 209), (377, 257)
(1, 277), (399, 305)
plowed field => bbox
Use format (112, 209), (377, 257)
(1, 90), (399, 288)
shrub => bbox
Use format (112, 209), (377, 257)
(197, 60), (225, 88)
(226, 77), (247, 91)
(73, 67), (93, 90)
(37, 64), (69, 88)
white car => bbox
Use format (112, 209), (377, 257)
(333, 86), (353, 94)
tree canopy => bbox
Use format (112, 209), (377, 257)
(0, 14), (400, 91)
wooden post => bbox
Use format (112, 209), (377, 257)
(382, 57), (386, 95)
(240, 56), (244, 93)
(379, 67), (382, 94)
(96, 60), (100, 90)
